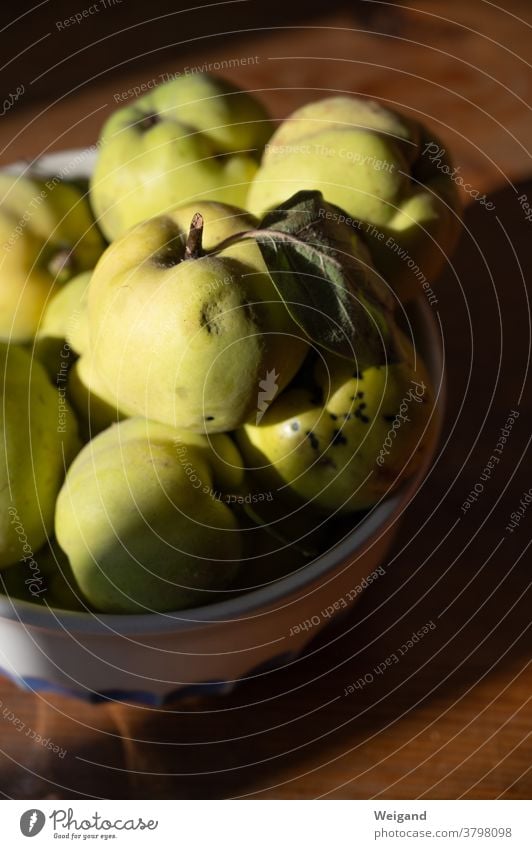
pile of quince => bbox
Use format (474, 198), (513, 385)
(0, 74), (461, 614)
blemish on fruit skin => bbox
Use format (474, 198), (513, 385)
(332, 428), (347, 446)
(241, 299), (258, 325)
(137, 112), (160, 131)
(290, 421), (300, 432)
(199, 304), (222, 335)
(305, 430), (320, 450)
(354, 403), (370, 424)
(205, 416), (215, 422)
(329, 412), (338, 421)
(151, 245), (182, 268)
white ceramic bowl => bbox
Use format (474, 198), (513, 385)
(0, 150), (445, 704)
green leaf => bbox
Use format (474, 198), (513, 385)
(255, 191), (397, 364)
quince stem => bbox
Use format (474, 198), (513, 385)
(184, 212), (205, 260)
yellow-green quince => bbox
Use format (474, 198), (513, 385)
(237, 331), (435, 513)
(247, 97), (461, 300)
(67, 354), (133, 441)
(0, 541), (86, 611)
(90, 73), (272, 241)
(55, 417), (244, 613)
(87, 201), (309, 433)
(0, 173), (104, 342)
(34, 270), (91, 376)
(0, 343), (80, 568)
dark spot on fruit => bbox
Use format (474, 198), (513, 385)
(354, 405), (370, 424)
(383, 414), (395, 423)
(290, 421), (300, 432)
(332, 428), (347, 446)
(137, 112), (160, 131)
(357, 391), (364, 399)
(200, 314), (212, 334)
(318, 456), (336, 470)
(205, 416), (215, 422)
(151, 237), (183, 268)
(329, 412), (338, 421)
(241, 299), (258, 325)
(200, 303), (222, 335)
(305, 430), (320, 450)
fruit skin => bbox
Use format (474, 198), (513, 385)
(90, 74), (272, 241)
(34, 270), (91, 377)
(0, 344), (80, 569)
(55, 417), (245, 613)
(87, 201), (309, 433)
(0, 174), (104, 342)
(38, 543), (87, 610)
(247, 97), (461, 300)
(67, 355), (133, 441)
(236, 331), (435, 514)
(0, 542), (86, 611)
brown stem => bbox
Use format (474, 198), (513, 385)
(184, 213), (204, 260)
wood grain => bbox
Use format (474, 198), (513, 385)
(0, 0), (531, 799)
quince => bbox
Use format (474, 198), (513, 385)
(0, 343), (80, 568)
(55, 417), (244, 613)
(0, 173), (104, 341)
(247, 97), (461, 300)
(34, 270), (91, 377)
(0, 542), (85, 611)
(67, 355), (133, 440)
(237, 331), (435, 513)
(90, 73), (271, 240)
(87, 201), (308, 433)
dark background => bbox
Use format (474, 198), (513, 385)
(1, 0), (396, 106)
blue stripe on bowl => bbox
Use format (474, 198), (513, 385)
(0, 650), (301, 706)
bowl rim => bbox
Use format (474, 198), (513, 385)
(0, 148), (446, 636)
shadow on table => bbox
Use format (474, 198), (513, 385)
(1, 178), (531, 800)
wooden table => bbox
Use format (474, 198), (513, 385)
(0, 0), (531, 799)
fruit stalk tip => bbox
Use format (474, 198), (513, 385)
(184, 212), (204, 260)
